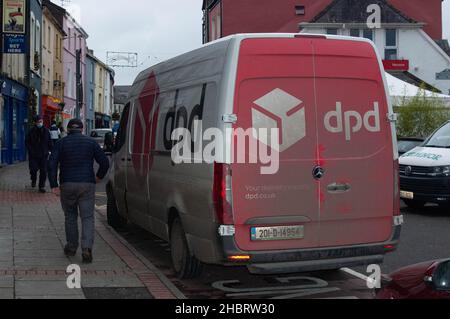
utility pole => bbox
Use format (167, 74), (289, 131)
(75, 49), (83, 119)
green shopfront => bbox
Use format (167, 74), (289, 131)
(0, 78), (29, 165)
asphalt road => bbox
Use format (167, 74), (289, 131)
(382, 203), (450, 274)
(94, 163), (450, 299)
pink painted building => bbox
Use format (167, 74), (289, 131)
(62, 12), (88, 127)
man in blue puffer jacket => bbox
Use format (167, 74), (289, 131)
(48, 119), (110, 263)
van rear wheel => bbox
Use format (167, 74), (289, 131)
(106, 185), (127, 229)
(170, 218), (203, 279)
(403, 199), (426, 210)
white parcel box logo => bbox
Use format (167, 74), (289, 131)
(252, 88), (306, 152)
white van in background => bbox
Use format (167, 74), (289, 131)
(400, 121), (450, 208)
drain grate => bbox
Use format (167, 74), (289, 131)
(82, 288), (154, 299)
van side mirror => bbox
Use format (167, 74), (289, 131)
(104, 132), (114, 153)
(432, 260), (450, 291)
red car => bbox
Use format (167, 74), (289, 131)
(377, 259), (450, 299)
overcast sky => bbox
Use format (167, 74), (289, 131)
(53, 0), (450, 85)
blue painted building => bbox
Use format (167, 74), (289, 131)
(0, 0), (43, 165)
(0, 77), (29, 165)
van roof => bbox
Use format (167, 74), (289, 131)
(131, 33), (377, 90)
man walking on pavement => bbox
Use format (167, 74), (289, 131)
(49, 120), (61, 147)
(25, 115), (52, 193)
(48, 119), (110, 263)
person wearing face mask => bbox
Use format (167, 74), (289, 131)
(25, 115), (52, 193)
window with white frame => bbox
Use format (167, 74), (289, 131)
(68, 68), (72, 97)
(211, 16), (216, 41)
(48, 25), (51, 51)
(385, 29), (398, 60)
(30, 13), (36, 69)
(215, 15), (221, 40)
(35, 20), (41, 74)
(68, 28), (71, 50)
(43, 20), (46, 49)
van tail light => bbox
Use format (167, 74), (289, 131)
(213, 163), (234, 225)
(393, 159), (401, 217)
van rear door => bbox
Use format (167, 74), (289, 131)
(231, 38), (320, 252)
(312, 38), (394, 247)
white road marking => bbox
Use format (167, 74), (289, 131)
(213, 277), (328, 293)
(341, 268), (377, 286)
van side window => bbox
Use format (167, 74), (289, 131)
(115, 103), (130, 152)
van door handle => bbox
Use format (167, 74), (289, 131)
(327, 183), (351, 194)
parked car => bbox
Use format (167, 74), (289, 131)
(376, 259), (450, 299)
(397, 137), (424, 156)
(107, 33), (402, 279)
(103, 131), (116, 155)
(90, 129), (112, 151)
(399, 121), (450, 209)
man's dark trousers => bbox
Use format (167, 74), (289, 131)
(60, 183), (96, 250)
(29, 156), (48, 188)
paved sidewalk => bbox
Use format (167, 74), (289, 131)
(0, 163), (181, 299)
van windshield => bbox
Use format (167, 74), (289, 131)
(425, 123), (450, 148)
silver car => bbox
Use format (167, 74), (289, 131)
(90, 129), (112, 150)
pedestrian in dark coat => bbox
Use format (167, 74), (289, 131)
(25, 115), (52, 193)
(48, 119), (110, 264)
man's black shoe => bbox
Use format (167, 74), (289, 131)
(64, 246), (77, 257)
(82, 249), (93, 264)
(39, 188), (46, 194)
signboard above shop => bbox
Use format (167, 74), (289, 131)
(383, 60), (410, 72)
(2, 0), (26, 34)
(3, 34), (26, 54)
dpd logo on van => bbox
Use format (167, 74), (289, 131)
(252, 88), (306, 152)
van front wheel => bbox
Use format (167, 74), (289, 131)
(170, 218), (203, 279)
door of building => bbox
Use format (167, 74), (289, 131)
(0, 97), (27, 165)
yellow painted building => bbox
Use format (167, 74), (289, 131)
(95, 62), (107, 115)
(41, 5), (65, 125)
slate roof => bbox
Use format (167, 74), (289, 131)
(311, 0), (417, 24)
